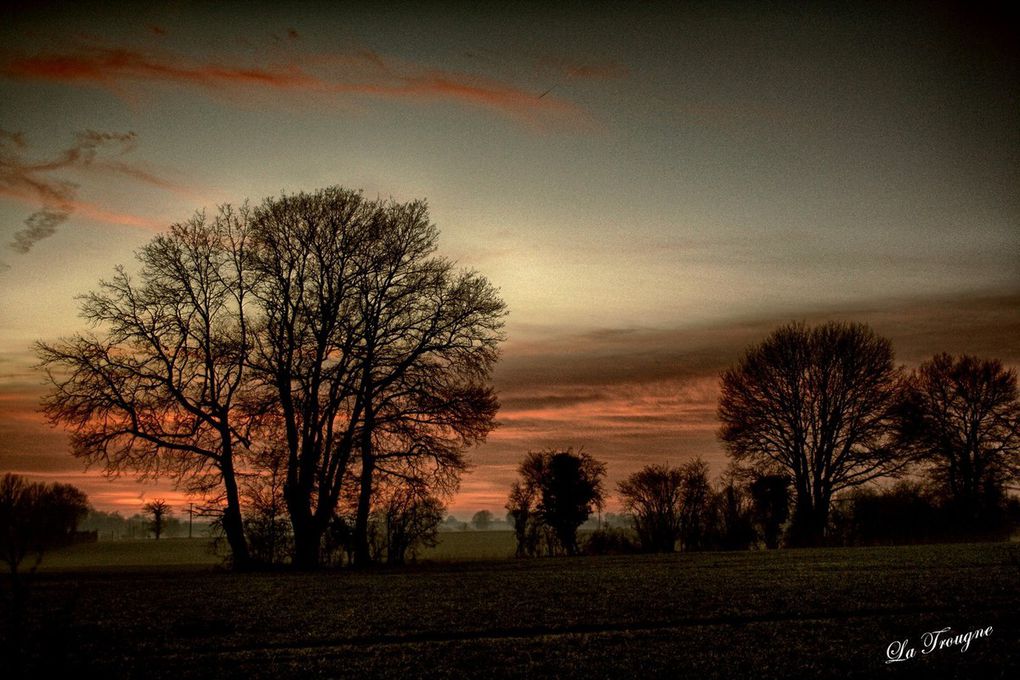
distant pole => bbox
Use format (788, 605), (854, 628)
(188, 502), (193, 539)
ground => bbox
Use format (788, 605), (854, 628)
(2, 536), (1017, 679)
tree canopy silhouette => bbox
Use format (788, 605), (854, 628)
(507, 448), (606, 556)
(0, 474), (89, 578)
(471, 510), (493, 530)
(143, 500), (171, 540)
(893, 353), (1019, 530)
(617, 464), (684, 552)
(37, 186), (505, 569)
(718, 321), (903, 546)
(248, 188), (505, 567)
(37, 209), (258, 566)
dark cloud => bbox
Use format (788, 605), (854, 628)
(8, 207), (69, 253)
(498, 291), (1020, 397)
(0, 129), (167, 253)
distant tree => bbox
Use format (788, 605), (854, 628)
(80, 509), (132, 540)
(718, 322), (903, 546)
(442, 515), (468, 531)
(707, 474), (755, 551)
(677, 458), (713, 551)
(748, 474), (790, 549)
(143, 500), (171, 540)
(0, 474), (89, 578)
(893, 353), (1020, 530)
(617, 464), (684, 552)
(373, 486), (445, 565)
(507, 448), (607, 556)
(471, 510), (494, 531)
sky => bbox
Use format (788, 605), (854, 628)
(1, 1), (1017, 517)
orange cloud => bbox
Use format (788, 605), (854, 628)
(62, 197), (163, 231)
(1, 46), (589, 125)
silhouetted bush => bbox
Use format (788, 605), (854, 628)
(507, 448), (607, 556)
(829, 481), (1018, 546)
(617, 464), (684, 552)
(583, 527), (639, 555)
(748, 474), (790, 549)
(704, 479), (756, 551)
(831, 482), (940, 546)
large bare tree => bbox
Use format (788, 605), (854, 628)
(718, 321), (903, 546)
(347, 210), (506, 564)
(38, 209), (258, 566)
(247, 188), (505, 567)
(39, 186), (505, 569)
(246, 187), (375, 568)
(893, 353), (1019, 526)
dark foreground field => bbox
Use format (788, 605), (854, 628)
(3, 541), (1018, 679)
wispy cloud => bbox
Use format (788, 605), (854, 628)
(1, 45), (594, 126)
(0, 129), (170, 254)
(536, 56), (628, 81)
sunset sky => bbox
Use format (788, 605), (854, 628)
(1, 2), (1017, 517)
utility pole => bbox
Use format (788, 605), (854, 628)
(188, 502), (194, 539)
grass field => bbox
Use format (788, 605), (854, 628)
(4, 538), (1018, 678)
(36, 530), (520, 570)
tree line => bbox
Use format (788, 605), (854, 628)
(36, 186), (507, 569)
(506, 322), (1019, 555)
(30, 184), (1018, 565)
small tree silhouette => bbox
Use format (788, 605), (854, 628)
(143, 500), (171, 540)
(471, 510), (493, 531)
(618, 464), (684, 552)
(893, 353), (1019, 532)
(507, 448), (606, 556)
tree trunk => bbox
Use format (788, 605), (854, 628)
(220, 453), (251, 569)
(353, 371), (376, 568)
(790, 498), (828, 547)
(291, 522), (323, 569)
(352, 451), (375, 567)
(285, 485), (321, 569)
